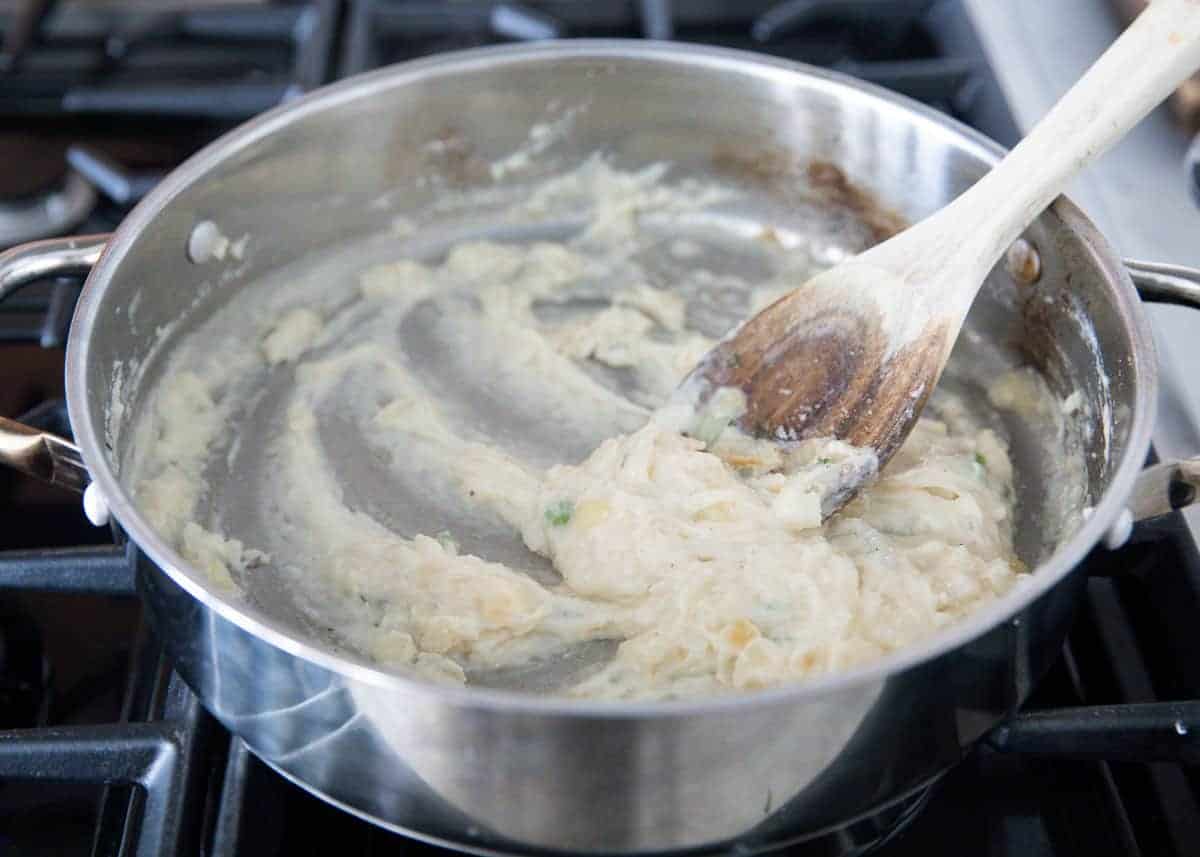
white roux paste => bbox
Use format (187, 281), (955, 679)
(129, 159), (1041, 701)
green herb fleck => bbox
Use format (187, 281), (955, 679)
(545, 499), (574, 527)
(435, 530), (458, 552)
(737, 466), (756, 479)
(725, 351), (741, 369)
(974, 452), (987, 468)
(817, 457), (832, 465)
(693, 414), (730, 448)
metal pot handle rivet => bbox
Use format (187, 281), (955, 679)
(83, 482), (111, 527)
(1006, 238), (1042, 284)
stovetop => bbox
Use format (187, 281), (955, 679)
(2, 2), (1199, 855)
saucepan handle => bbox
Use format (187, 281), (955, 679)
(0, 416), (90, 493)
(987, 700), (1200, 763)
(0, 234), (110, 502)
(979, 260), (1200, 764)
(0, 233), (109, 303)
(1127, 258), (1200, 309)
(1125, 258), (1200, 523)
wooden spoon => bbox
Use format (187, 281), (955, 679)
(680, 0), (1200, 512)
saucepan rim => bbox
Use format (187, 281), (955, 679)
(64, 40), (1157, 718)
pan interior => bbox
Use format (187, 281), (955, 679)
(117, 158), (1085, 694)
(83, 48), (1132, 697)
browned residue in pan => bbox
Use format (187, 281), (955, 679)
(427, 126), (492, 186)
(711, 145), (797, 185)
(1016, 268), (1077, 380)
(386, 125), (491, 187)
(711, 146), (908, 244)
(804, 161), (908, 243)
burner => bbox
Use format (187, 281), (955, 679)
(0, 134), (96, 246)
(0, 127), (205, 248)
(0, 169), (96, 247)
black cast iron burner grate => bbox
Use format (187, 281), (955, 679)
(0, 1), (342, 120)
(339, 0), (978, 117)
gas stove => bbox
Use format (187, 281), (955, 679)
(2, 2), (1200, 855)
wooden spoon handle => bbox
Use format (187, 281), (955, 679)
(888, 0), (1200, 318)
(1114, 0), (1200, 131)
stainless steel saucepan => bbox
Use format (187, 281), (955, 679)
(3, 42), (1200, 856)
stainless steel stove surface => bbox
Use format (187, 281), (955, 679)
(2, 2), (1200, 855)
